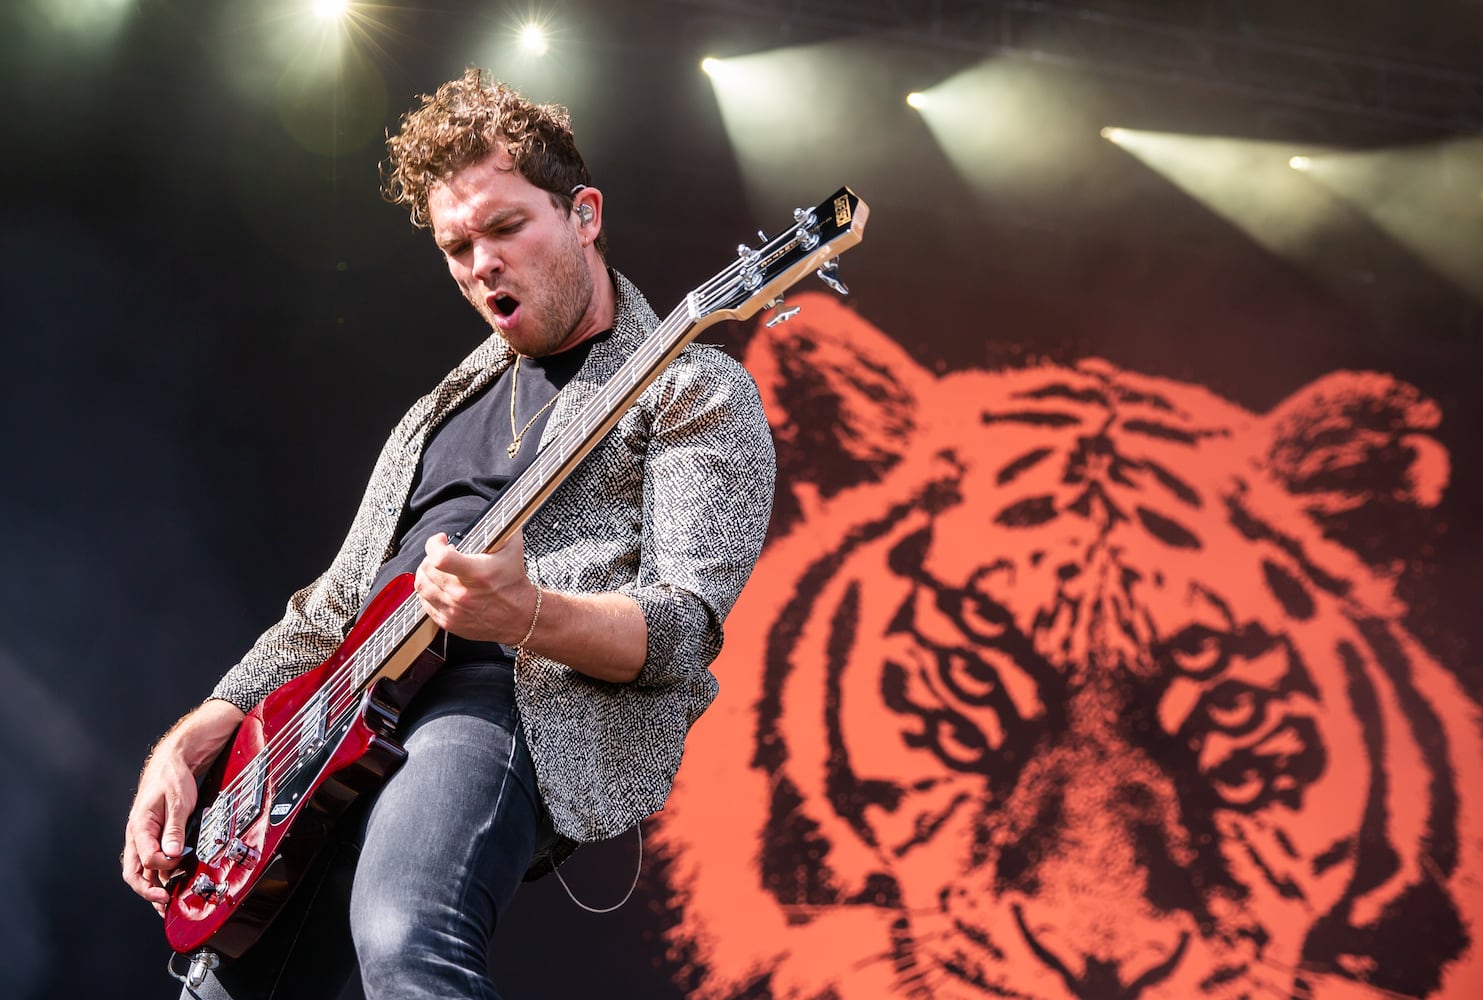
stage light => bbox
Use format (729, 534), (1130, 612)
(1104, 127), (1368, 292)
(29, 0), (134, 42)
(519, 23), (549, 56)
(1101, 126), (1127, 143)
(914, 60), (1127, 209)
(313, 0), (349, 21)
(906, 92), (928, 110)
(701, 38), (911, 213)
(1290, 155), (1311, 171)
(1298, 138), (1483, 301)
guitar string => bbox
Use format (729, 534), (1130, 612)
(206, 221), (831, 836)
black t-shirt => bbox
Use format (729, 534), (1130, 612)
(363, 335), (601, 658)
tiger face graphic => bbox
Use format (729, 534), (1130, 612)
(653, 295), (1483, 1000)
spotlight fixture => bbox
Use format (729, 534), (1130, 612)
(1100, 126), (1127, 143)
(701, 56), (725, 77)
(519, 23), (549, 56)
(313, 0), (349, 20)
(1289, 155), (1311, 171)
(906, 92), (928, 110)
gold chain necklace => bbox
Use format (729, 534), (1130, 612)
(507, 354), (562, 458)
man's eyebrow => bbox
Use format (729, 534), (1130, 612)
(437, 207), (524, 249)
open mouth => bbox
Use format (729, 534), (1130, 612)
(492, 293), (519, 319)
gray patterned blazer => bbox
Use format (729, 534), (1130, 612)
(210, 271), (776, 841)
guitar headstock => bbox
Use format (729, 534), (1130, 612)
(693, 187), (868, 325)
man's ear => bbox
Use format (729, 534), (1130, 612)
(572, 187), (602, 245)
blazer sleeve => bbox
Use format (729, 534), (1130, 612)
(617, 344), (776, 689)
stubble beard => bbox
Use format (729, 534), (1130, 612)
(472, 228), (595, 358)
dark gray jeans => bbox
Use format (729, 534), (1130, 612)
(181, 660), (550, 1000)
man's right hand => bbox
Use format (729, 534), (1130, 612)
(121, 699), (245, 915)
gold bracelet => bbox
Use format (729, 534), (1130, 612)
(516, 585), (543, 649)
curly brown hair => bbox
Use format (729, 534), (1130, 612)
(382, 68), (603, 252)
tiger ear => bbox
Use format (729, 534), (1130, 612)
(1264, 371), (1450, 570)
(744, 293), (935, 531)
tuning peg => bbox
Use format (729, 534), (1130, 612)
(736, 242), (763, 289)
(765, 305), (802, 328)
(792, 206), (820, 249)
(816, 257), (848, 296)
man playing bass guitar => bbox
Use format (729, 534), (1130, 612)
(120, 69), (776, 999)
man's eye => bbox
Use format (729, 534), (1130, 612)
(443, 242), (470, 257)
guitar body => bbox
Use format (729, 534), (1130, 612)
(164, 575), (444, 958)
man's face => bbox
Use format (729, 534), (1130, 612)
(427, 150), (598, 357)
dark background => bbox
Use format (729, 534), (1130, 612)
(1, 1), (1478, 996)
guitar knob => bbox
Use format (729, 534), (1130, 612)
(226, 838), (261, 869)
(190, 873), (225, 900)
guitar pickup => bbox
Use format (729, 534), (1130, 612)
(298, 688), (331, 758)
(235, 752), (267, 834)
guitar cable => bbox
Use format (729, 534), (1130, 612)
(516, 557), (642, 915)
(551, 821), (643, 914)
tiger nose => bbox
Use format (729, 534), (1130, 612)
(1012, 902), (1190, 1000)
